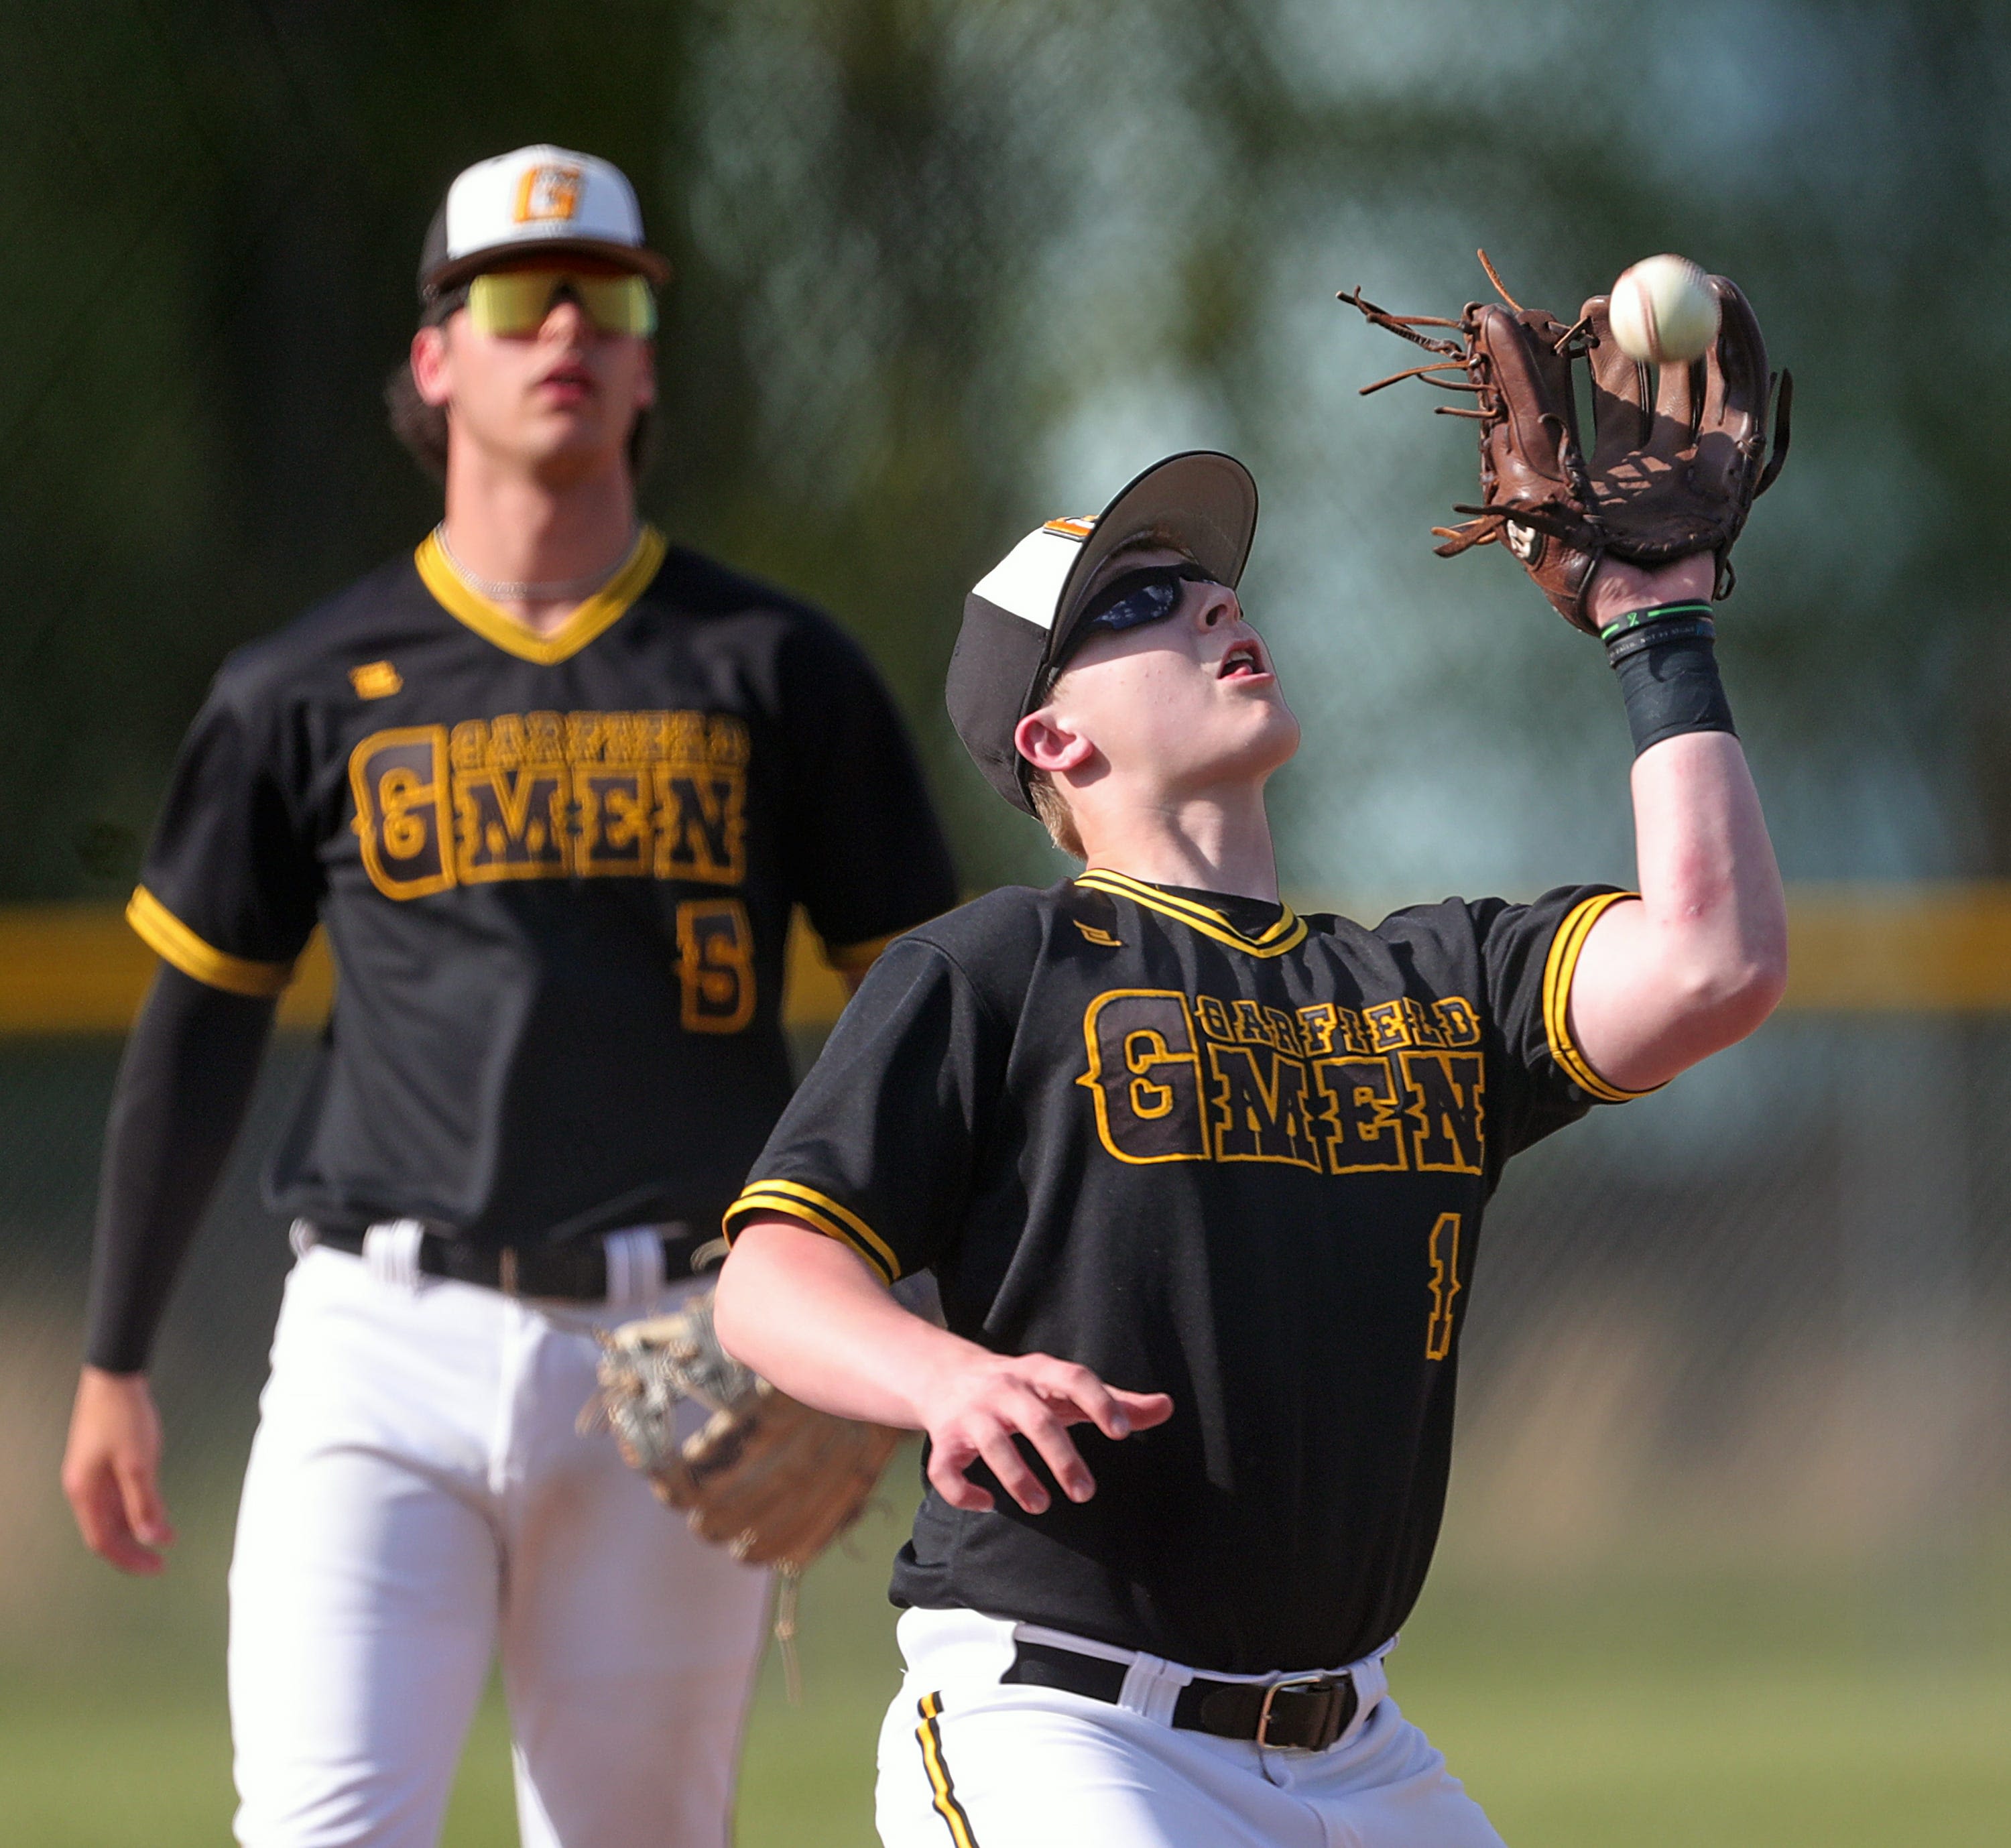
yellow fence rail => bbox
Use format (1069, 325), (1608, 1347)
(0, 904), (851, 1036)
(2, 885), (2008, 1036)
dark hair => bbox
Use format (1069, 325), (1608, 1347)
(383, 300), (657, 483)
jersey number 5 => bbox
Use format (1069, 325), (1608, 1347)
(676, 899), (755, 1034)
(1425, 1211), (1461, 1361)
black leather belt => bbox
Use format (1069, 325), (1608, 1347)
(311, 1226), (703, 1300)
(1003, 1640), (1358, 1751)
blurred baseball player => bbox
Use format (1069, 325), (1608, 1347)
(713, 277), (1788, 1847)
(60, 143), (956, 1847)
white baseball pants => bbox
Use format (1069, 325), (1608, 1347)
(227, 1237), (772, 1848)
(875, 1608), (1505, 1848)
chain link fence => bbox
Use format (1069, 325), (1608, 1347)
(7, 1002), (2007, 1650)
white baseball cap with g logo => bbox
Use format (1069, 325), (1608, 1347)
(418, 144), (670, 298)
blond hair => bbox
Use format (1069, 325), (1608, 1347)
(1026, 769), (1085, 859)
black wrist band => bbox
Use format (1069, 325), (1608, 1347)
(1602, 601), (1736, 756)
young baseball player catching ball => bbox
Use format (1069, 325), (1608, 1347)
(713, 264), (1789, 1845)
(60, 145), (955, 1847)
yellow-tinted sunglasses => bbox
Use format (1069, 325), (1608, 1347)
(465, 269), (658, 338)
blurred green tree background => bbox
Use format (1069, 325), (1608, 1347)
(7, 9), (2011, 1845)
(7, 0), (2010, 906)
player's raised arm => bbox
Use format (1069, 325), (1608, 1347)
(1563, 556), (1787, 1091)
(717, 1220), (1171, 1515)
(1349, 253), (1792, 1097)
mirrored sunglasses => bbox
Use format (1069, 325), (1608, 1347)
(465, 269), (658, 338)
(1058, 562), (1223, 663)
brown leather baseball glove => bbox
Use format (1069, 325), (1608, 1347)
(1341, 252), (1791, 633)
(588, 1289), (900, 1576)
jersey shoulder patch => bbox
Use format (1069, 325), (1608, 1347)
(1064, 881), (1125, 948)
(348, 660), (402, 700)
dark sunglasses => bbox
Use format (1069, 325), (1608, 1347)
(1056, 562), (1225, 666)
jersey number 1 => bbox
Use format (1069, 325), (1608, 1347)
(1425, 1211), (1461, 1361)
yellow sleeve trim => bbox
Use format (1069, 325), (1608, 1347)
(1540, 891), (1660, 1103)
(723, 1178), (902, 1284)
(825, 932), (898, 978)
(125, 887), (295, 999)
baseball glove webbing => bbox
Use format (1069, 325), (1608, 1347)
(1341, 250), (1791, 633)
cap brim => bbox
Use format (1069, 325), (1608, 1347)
(425, 238), (672, 295)
(1045, 450), (1259, 672)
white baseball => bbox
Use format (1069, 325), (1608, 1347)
(1608, 254), (1720, 365)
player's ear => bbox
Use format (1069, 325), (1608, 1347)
(1014, 706), (1095, 778)
(410, 326), (452, 410)
(635, 338), (658, 411)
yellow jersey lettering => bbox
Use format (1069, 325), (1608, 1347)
(457, 767), (568, 881)
(707, 713), (752, 765)
(1077, 991), (1209, 1164)
(1230, 999), (1272, 1046)
(655, 768), (746, 884)
(354, 709), (755, 899)
(523, 710), (566, 766)
(1206, 1044), (1324, 1172)
(1401, 1050), (1486, 1174)
(576, 768), (652, 875)
(1264, 1006), (1306, 1057)
(486, 711), (529, 765)
(1311, 1055), (1409, 1174)
(1079, 987), (1491, 1179)
(1395, 995), (1447, 1048)
(1193, 993), (1234, 1044)
(1363, 999), (1410, 1052)
(350, 727), (456, 900)
(1433, 996), (1482, 1047)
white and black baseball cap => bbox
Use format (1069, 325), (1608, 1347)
(418, 144), (670, 300)
(946, 450), (1260, 814)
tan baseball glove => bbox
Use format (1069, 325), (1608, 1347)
(589, 1288), (902, 1576)
(1340, 251), (1791, 633)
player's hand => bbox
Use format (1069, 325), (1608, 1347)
(919, 1350), (1173, 1516)
(62, 1366), (176, 1575)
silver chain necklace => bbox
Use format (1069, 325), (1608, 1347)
(433, 523), (637, 603)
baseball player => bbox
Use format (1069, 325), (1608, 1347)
(711, 283), (1788, 1847)
(59, 143), (957, 1848)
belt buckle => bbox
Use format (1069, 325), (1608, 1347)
(1256, 1672), (1349, 1751)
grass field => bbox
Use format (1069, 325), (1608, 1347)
(5, 1471), (2008, 1847)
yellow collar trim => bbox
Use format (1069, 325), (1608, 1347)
(1075, 869), (1308, 957)
(414, 525), (666, 664)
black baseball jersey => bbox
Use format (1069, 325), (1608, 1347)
(128, 527), (957, 1247)
(725, 869), (1647, 1674)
